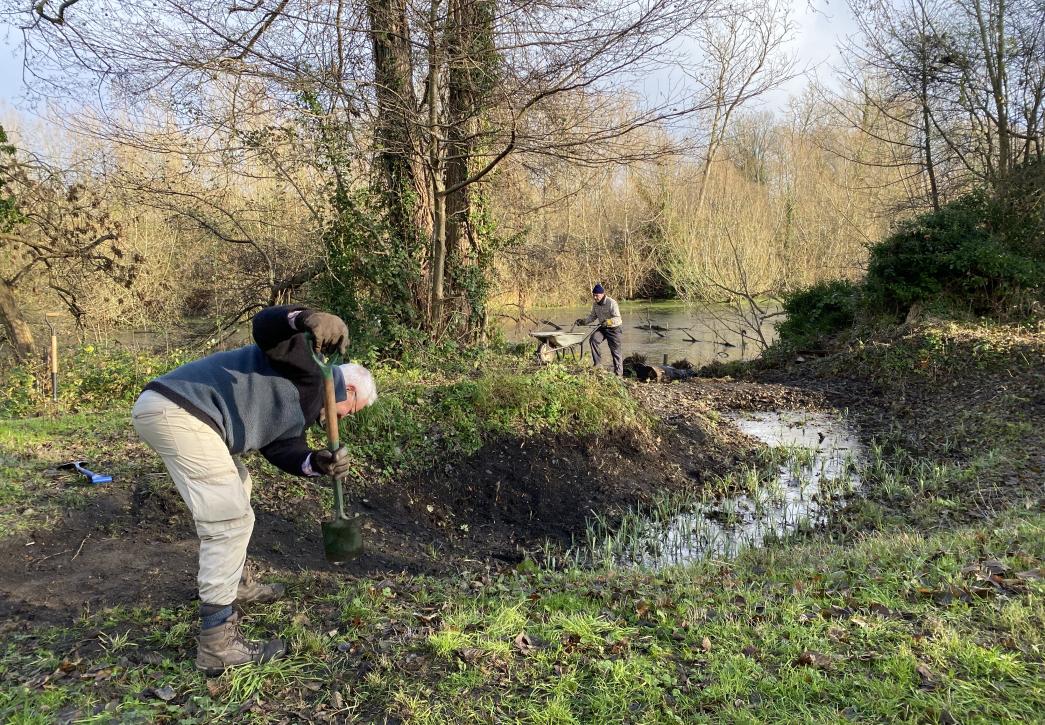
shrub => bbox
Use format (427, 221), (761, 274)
(777, 279), (861, 349)
(0, 345), (189, 416)
(866, 192), (1043, 316)
(992, 158), (1045, 261)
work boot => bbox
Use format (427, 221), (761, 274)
(236, 562), (285, 605)
(196, 607), (286, 675)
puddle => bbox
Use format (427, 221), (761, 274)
(586, 411), (865, 568)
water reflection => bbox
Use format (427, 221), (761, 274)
(582, 411), (864, 569)
(499, 303), (778, 369)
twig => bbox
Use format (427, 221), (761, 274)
(32, 548), (72, 567)
(72, 534), (90, 561)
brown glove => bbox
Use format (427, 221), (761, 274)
(313, 445), (351, 480)
(299, 310), (348, 355)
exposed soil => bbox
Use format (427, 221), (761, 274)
(0, 379), (781, 625)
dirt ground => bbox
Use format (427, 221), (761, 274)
(0, 377), (814, 626)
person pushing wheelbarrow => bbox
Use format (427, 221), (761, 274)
(576, 283), (624, 376)
(131, 306), (377, 674)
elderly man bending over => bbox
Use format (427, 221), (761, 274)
(131, 305), (376, 674)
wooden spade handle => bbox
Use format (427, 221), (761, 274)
(322, 373), (339, 451)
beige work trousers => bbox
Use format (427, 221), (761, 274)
(131, 390), (254, 606)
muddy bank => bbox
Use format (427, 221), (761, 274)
(0, 381), (769, 624)
(749, 321), (1045, 526)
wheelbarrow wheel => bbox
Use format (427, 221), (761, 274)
(535, 342), (556, 364)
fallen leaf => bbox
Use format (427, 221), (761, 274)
(401, 653), (426, 671)
(982, 559), (1009, 576)
(915, 663), (940, 690)
(514, 631), (536, 655)
(459, 647), (484, 664)
(413, 611), (440, 625)
(152, 685), (176, 702)
(822, 605), (853, 619)
(206, 680), (222, 697)
(1016, 568), (1043, 581)
(867, 602), (896, 618)
(701, 636), (712, 652)
(795, 651), (833, 669)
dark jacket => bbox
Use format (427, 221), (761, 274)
(143, 305), (324, 475)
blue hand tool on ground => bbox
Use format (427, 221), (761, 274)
(58, 460), (112, 485)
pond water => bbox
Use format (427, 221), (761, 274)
(499, 302), (778, 369)
(583, 411), (864, 568)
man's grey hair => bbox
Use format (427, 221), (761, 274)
(338, 363), (377, 407)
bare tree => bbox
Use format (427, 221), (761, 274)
(838, 0), (1045, 207)
(0, 127), (141, 358)
(685, 0), (797, 211)
(10, 0), (734, 338)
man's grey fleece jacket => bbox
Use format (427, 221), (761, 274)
(142, 305), (327, 475)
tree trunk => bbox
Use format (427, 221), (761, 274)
(972, 0), (1010, 179)
(368, 0), (426, 284)
(0, 279), (36, 362)
(427, 0), (446, 330)
(921, 69), (940, 211)
(444, 0), (494, 338)
(628, 362), (697, 383)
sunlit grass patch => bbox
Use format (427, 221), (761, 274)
(1, 513), (1042, 722)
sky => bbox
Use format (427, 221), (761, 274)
(0, 1), (858, 126)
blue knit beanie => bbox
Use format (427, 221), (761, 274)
(592, 283), (605, 294)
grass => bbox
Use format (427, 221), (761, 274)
(337, 351), (645, 485)
(0, 514), (1041, 723)
(1, 316), (1042, 721)
(0, 412), (136, 535)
